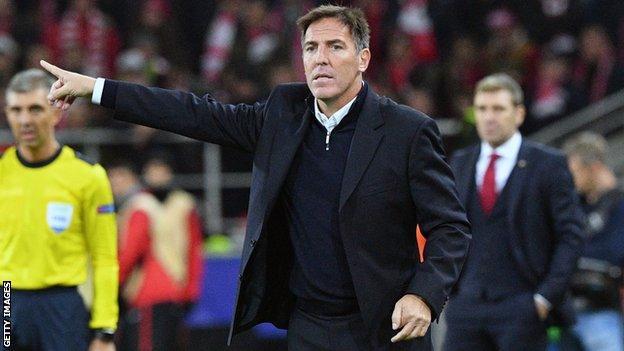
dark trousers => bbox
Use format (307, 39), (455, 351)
(117, 302), (187, 351)
(288, 307), (432, 351)
(3, 286), (89, 351)
(444, 292), (547, 351)
(287, 306), (370, 351)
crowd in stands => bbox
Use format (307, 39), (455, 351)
(1, 0), (624, 214)
(2, 0), (624, 131)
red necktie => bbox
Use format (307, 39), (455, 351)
(480, 153), (500, 215)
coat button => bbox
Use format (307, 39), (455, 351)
(238, 273), (243, 280)
(250, 239), (257, 247)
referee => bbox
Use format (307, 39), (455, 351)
(0, 69), (118, 351)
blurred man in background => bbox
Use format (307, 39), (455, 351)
(0, 68), (118, 351)
(108, 157), (202, 351)
(445, 73), (584, 350)
(564, 132), (624, 351)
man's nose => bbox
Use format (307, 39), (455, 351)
(481, 109), (497, 122)
(16, 112), (33, 125)
(314, 46), (329, 65)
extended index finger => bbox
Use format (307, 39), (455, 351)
(40, 60), (65, 79)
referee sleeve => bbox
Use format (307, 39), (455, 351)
(82, 164), (119, 329)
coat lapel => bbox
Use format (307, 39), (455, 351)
(263, 105), (311, 214)
(504, 140), (539, 285)
(507, 141), (531, 224)
(339, 90), (384, 211)
(458, 146), (480, 206)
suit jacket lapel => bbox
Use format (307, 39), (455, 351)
(505, 140), (539, 285)
(459, 146), (480, 206)
(339, 90), (384, 211)
(508, 140), (531, 222)
(264, 106), (311, 211)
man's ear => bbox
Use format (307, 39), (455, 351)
(515, 104), (526, 128)
(51, 105), (63, 127)
(358, 48), (371, 73)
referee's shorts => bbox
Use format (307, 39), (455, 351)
(3, 286), (89, 351)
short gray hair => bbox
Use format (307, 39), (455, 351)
(563, 132), (608, 165)
(475, 73), (524, 105)
(297, 5), (370, 53)
(6, 69), (55, 97)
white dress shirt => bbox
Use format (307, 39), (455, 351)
(313, 96), (357, 134)
(314, 96), (357, 151)
(475, 132), (522, 192)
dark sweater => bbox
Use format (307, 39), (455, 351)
(281, 84), (367, 316)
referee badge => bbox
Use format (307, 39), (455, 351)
(46, 202), (74, 234)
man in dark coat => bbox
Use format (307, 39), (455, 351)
(444, 73), (584, 350)
(41, 5), (471, 350)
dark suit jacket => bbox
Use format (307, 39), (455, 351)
(449, 140), (585, 325)
(102, 80), (471, 349)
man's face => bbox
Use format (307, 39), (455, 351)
(474, 89), (524, 148)
(567, 155), (593, 195)
(107, 167), (136, 199)
(5, 88), (60, 150)
(303, 17), (370, 106)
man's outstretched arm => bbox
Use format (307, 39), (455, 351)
(40, 60), (266, 152)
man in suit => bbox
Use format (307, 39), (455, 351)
(444, 73), (584, 350)
(40, 5), (471, 350)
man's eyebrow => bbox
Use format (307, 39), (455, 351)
(304, 38), (347, 46)
(326, 39), (346, 45)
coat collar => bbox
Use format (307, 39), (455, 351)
(339, 86), (384, 210)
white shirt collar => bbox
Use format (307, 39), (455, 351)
(480, 132), (522, 160)
(314, 96), (358, 134)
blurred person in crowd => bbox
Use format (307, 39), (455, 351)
(439, 36), (486, 118)
(108, 156), (202, 351)
(63, 98), (92, 129)
(135, 0), (191, 69)
(395, 0), (438, 66)
(402, 85), (436, 117)
(564, 132), (624, 351)
(520, 0), (582, 44)
(381, 32), (417, 93)
(0, 34), (19, 86)
(201, 0), (243, 85)
(444, 73), (584, 350)
(116, 34), (170, 86)
(267, 63), (297, 90)
(0, 0), (39, 47)
(0, 69), (118, 351)
(202, 0), (282, 88)
(524, 52), (572, 134)
(349, 0), (389, 79)
(484, 8), (540, 87)
(571, 24), (624, 110)
(0, 0), (15, 35)
(41, 4), (471, 349)
(24, 43), (52, 70)
(43, 0), (120, 77)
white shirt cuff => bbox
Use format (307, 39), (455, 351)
(91, 77), (106, 105)
(533, 293), (552, 310)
